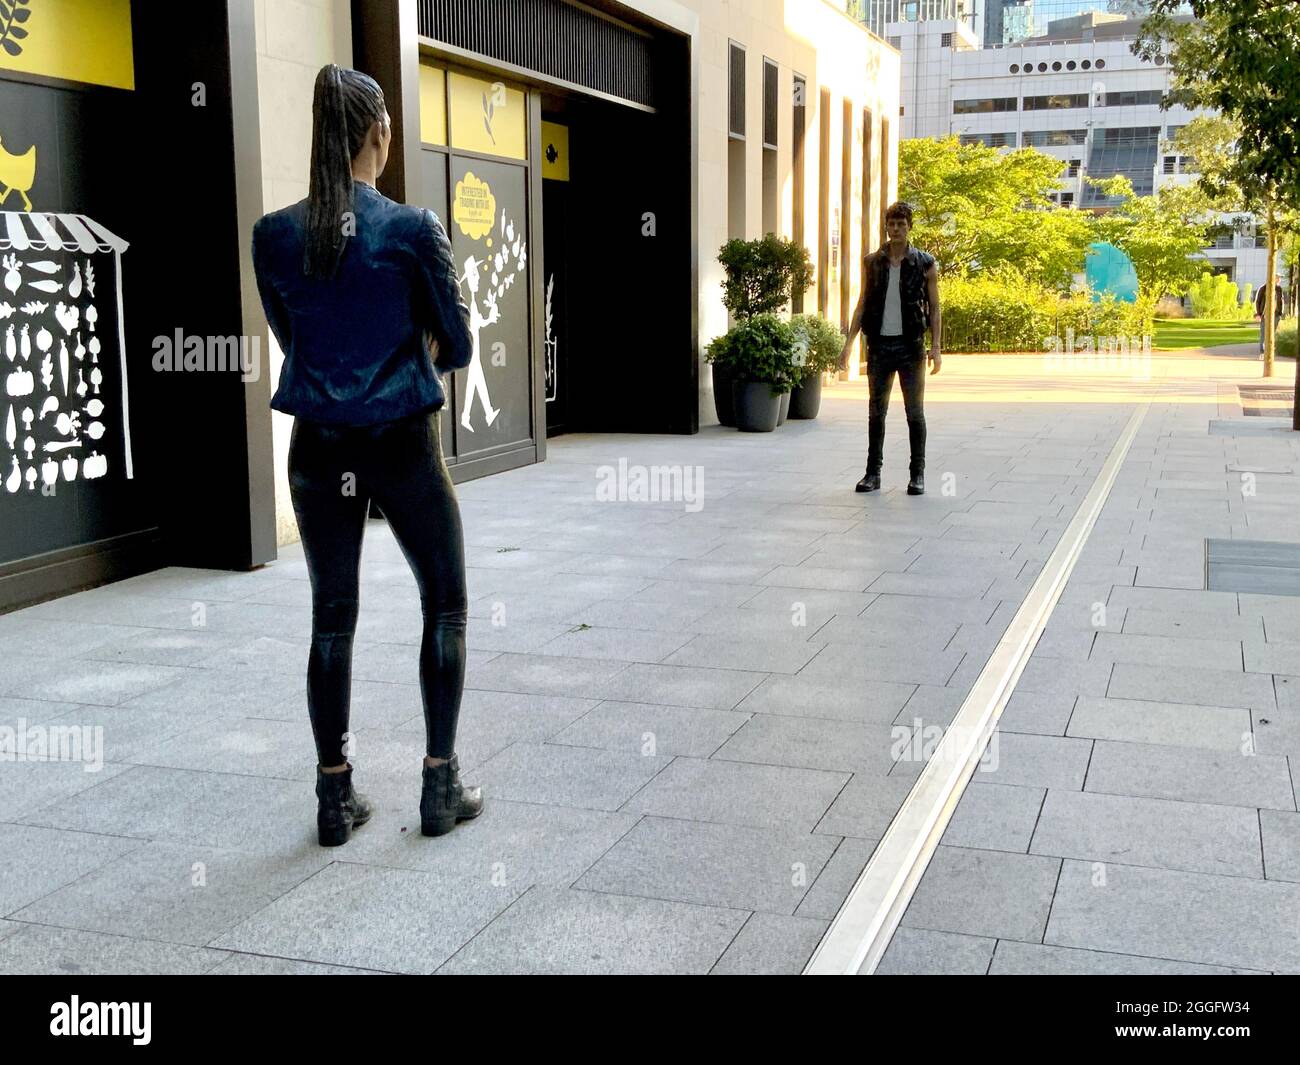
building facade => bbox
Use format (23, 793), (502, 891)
(889, 13), (1271, 293)
(0, 0), (899, 612)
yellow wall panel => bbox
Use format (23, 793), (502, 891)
(449, 70), (525, 161)
(540, 121), (568, 182)
(418, 61), (446, 145)
(0, 0), (134, 90)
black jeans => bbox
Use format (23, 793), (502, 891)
(866, 336), (927, 475)
(288, 409), (468, 767)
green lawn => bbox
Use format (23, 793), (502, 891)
(1153, 318), (1260, 350)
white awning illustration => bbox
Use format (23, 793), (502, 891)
(0, 211), (129, 255)
(1, 210), (134, 480)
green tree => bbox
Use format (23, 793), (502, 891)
(1089, 175), (1210, 306)
(899, 136), (1093, 290)
(1136, 0), (1300, 409)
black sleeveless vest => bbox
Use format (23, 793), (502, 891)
(862, 245), (934, 348)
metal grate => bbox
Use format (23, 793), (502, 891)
(417, 0), (657, 108)
(729, 41), (746, 138)
(1238, 385), (1294, 417)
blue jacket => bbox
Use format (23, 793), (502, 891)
(251, 181), (473, 426)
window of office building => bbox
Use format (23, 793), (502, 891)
(954, 97), (1018, 114)
(1022, 128), (1087, 146)
(728, 41), (746, 241)
(1104, 90), (1164, 107)
(1023, 93), (1089, 110)
(1082, 126), (1161, 204)
(959, 132), (1014, 147)
(840, 98), (853, 332)
(818, 87), (831, 316)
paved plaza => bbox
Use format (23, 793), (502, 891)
(2, 349), (1298, 974)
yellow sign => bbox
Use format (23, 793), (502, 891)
(449, 70), (526, 161)
(540, 121), (569, 182)
(418, 61), (447, 146)
(0, 0), (134, 90)
(453, 172), (496, 241)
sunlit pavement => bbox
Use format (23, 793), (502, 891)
(0, 347), (1297, 974)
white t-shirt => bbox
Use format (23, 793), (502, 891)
(880, 263), (903, 336)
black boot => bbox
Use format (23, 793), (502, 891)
(420, 754), (484, 837)
(855, 469), (882, 493)
(907, 469), (925, 495)
(315, 763), (373, 847)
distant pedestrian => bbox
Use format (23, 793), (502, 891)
(1255, 280), (1285, 355)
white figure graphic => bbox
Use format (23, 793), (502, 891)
(458, 253), (500, 432)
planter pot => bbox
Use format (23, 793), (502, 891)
(731, 380), (781, 433)
(711, 362), (737, 427)
(789, 374), (822, 419)
(776, 389), (791, 426)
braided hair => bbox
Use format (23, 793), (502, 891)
(303, 64), (387, 280)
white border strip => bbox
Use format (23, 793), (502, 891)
(804, 395), (1155, 976)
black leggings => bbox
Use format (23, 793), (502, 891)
(866, 339), (927, 475)
(288, 409), (467, 767)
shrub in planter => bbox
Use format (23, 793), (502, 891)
(1279, 321), (1298, 359)
(707, 314), (797, 432)
(789, 314), (846, 419)
(717, 234), (815, 319)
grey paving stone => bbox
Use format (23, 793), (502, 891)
(464, 617), (575, 654)
(12, 841), (332, 946)
(0, 695), (90, 726)
(594, 662), (766, 710)
(974, 731), (1093, 791)
(0, 824), (144, 916)
(1045, 858), (1300, 972)
(558, 598), (714, 633)
(989, 940), (1263, 975)
(624, 756), (848, 832)
(0, 759), (131, 821)
(632, 580), (765, 608)
(214, 862), (523, 974)
(76, 626), (249, 668)
(758, 565), (882, 592)
(714, 713), (901, 775)
(893, 684), (968, 728)
(813, 773), (915, 838)
(738, 674), (915, 725)
(795, 836), (879, 919)
(866, 572), (997, 599)
(689, 605), (837, 642)
(876, 927), (996, 975)
(860, 593), (1001, 626)
(437, 884), (746, 974)
(116, 666), (306, 719)
(1031, 790), (1262, 877)
(0, 619), (154, 661)
(998, 690), (1078, 736)
(1123, 608), (1264, 642)
(1245, 640), (1300, 677)
(1260, 810), (1300, 883)
(1092, 632), (1244, 672)
(739, 585), (877, 616)
(0, 923), (222, 975)
(900, 846), (1061, 942)
(945, 782), (1045, 853)
(1107, 662), (1275, 710)
(21, 765), (319, 853)
(2, 655), (193, 707)
(548, 700), (748, 758)
(466, 652), (631, 700)
(710, 912), (829, 974)
(470, 741), (670, 811)
(1068, 696), (1253, 752)
(394, 688), (595, 765)
(574, 816), (838, 914)
(661, 634), (823, 674)
(812, 614), (959, 650)
(1105, 586), (1241, 617)
(800, 642), (965, 687)
(127, 715), (316, 781)
(533, 625), (693, 664)
(203, 952), (392, 975)
(1085, 739), (1295, 810)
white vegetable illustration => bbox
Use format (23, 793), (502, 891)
(75, 368), (87, 398)
(5, 367), (32, 396)
(41, 456), (57, 485)
(85, 305), (97, 333)
(84, 261), (96, 297)
(4, 404), (12, 446)
(23, 435), (33, 460)
(35, 325), (51, 353)
(3, 324), (11, 360)
(18, 301), (46, 315)
(26, 261), (60, 274)
(19, 322), (29, 359)
(0, 302), (11, 319)
(39, 351), (51, 390)
(5, 455), (19, 493)
(54, 302), (78, 335)
(24, 465), (35, 490)
(68, 262), (83, 299)
(62, 454), (77, 481)
(27, 279), (61, 294)
(84, 398), (103, 417)
(38, 395), (57, 419)
(2, 254), (20, 294)
(83, 451), (107, 479)
(21, 406), (32, 430)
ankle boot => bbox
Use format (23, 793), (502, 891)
(316, 764), (373, 847)
(855, 469), (882, 493)
(420, 754), (484, 837)
(907, 470), (925, 495)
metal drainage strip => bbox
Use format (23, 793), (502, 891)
(804, 398), (1155, 975)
